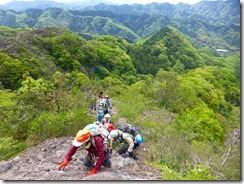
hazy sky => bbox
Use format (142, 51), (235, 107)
(0, 0), (205, 5)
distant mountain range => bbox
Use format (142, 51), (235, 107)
(0, 1), (239, 26)
(0, 0), (240, 51)
(0, 0), (114, 11)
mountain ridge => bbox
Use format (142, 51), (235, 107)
(0, 0), (239, 25)
(0, 0), (240, 50)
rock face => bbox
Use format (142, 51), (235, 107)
(0, 137), (162, 180)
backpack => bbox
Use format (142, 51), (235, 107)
(85, 124), (100, 136)
(117, 122), (138, 137)
(104, 98), (110, 108)
(97, 103), (104, 111)
(98, 99), (108, 110)
(96, 113), (104, 122)
(102, 99), (108, 108)
(96, 105), (105, 122)
(85, 124), (110, 150)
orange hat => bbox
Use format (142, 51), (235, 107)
(73, 128), (91, 147)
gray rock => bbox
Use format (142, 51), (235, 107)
(0, 137), (162, 180)
(0, 161), (12, 173)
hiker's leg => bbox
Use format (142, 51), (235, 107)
(83, 153), (94, 167)
(102, 158), (111, 168)
(133, 143), (140, 150)
(117, 143), (129, 155)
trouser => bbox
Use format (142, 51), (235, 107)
(117, 142), (140, 154)
(90, 103), (96, 111)
(117, 143), (129, 154)
(83, 153), (111, 168)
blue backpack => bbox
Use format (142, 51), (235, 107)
(96, 108), (105, 122)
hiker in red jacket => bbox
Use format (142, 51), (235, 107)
(58, 128), (111, 176)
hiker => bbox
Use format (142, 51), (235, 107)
(58, 125), (111, 176)
(89, 94), (97, 112)
(89, 91), (103, 113)
(96, 92), (104, 107)
(101, 96), (109, 114)
(104, 95), (112, 113)
(101, 114), (116, 132)
(93, 119), (115, 155)
(94, 118), (115, 132)
(96, 110), (105, 122)
(101, 113), (111, 126)
(95, 95), (108, 115)
(96, 100), (107, 122)
(108, 129), (143, 159)
(98, 91), (103, 99)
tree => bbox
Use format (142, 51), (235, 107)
(174, 105), (225, 144)
(0, 53), (23, 89)
(153, 69), (180, 111)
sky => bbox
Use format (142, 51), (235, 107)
(0, 0), (206, 5)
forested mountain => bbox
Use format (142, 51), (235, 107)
(0, 0), (240, 50)
(0, 0), (240, 181)
(0, 25), (240, 180)
(129, 27), (205, 74)
(87, 1), (240, 24)
(0, 0), (239, 26)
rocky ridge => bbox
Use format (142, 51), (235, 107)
(0, 136), (162, 180)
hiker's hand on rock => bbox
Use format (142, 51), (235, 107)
(58, 159), (69, 170)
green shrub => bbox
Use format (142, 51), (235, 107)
(0, 137), (26, 161)
(184, 162), (216, 180)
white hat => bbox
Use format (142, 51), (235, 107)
(108, 130), (119, 139)
(104, 114), (111, 118)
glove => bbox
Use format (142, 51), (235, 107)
(121, 152), (129, 158)
(58, 159), (69, 170)
(88, 168), (98, 176)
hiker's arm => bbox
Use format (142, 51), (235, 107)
(58, 145), (79, 170)
(108, 137), (114, 149)
(109, 99), (112, 108)
(65, 145), (79, 161)
(93, 136), (105, 171)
